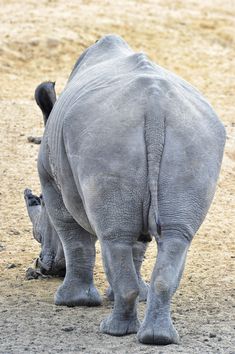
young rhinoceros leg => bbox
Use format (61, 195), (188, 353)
(106, 239), (150, 302)
(24, 188), (66, 277)
(40, 179), (101, 307)
(133, 239), (150, 301)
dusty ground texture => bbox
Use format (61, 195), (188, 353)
(0, 0), (235, 353)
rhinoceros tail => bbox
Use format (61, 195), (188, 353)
(144, 91), (165, 237)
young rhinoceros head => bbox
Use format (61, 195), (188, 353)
(24, 188), (65, 277)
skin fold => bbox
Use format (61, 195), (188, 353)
(25, 35), (225, 345)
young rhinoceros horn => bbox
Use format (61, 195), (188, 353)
(24, 188), (42, 243)
(34, 81), (56, 126)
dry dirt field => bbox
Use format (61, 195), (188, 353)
(0, 0), (235, 353)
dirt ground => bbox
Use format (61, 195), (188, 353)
(0, 0), (234, 353)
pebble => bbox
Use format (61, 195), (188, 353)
(61, 326), (75, 332)
(9, 229), (20, 235)
(7, 263), (16, 269)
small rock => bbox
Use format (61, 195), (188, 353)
(55, 308), (63, 312)
(0, 244), (5, 252)
(9, 229), (20, 235)
(7, 263), (16, 269)
(61, 326), (75, 332)
(27, 136), (41, 144)
(209, 333), (216, 338)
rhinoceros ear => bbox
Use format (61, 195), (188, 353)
(34, 81), (57, 126)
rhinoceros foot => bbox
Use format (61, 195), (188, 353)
(137, 316), (179, 345)
(100, 313), (140, 336)
(54, 280), (102, 307)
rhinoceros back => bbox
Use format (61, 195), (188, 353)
(44, 35), (225, 237)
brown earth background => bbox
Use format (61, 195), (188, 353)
(0, 0), (234, 353)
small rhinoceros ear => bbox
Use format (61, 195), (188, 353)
(34, 81), (57, 126)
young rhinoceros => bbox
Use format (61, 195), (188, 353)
(24, 81), (150, 300)
(25, 82), (65, 276)
(24, 188), (66, 277)
(34, 35), (225, 344)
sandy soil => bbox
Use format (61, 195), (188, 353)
(0, 0), (235, 353)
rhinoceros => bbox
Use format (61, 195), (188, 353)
(24, 81), (150, 299)
(25, 34), (225, 345)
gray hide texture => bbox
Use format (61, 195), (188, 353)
(36, 34), (225, 345)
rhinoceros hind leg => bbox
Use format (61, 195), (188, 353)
(55, 277), (101, 307)
(106, 239), (149, 302)
(54, 229), (102, 307)
(40, 180), (101, 307)
(137, 231), (189, 345)
(100, 241), (140, 336)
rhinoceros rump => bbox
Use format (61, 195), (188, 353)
(28, 35), (225, 344)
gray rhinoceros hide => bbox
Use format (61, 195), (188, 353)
(35, 34), (225, 345)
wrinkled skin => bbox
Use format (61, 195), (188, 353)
(33, 35), (225, 344)
(24, 81), (150, 300)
